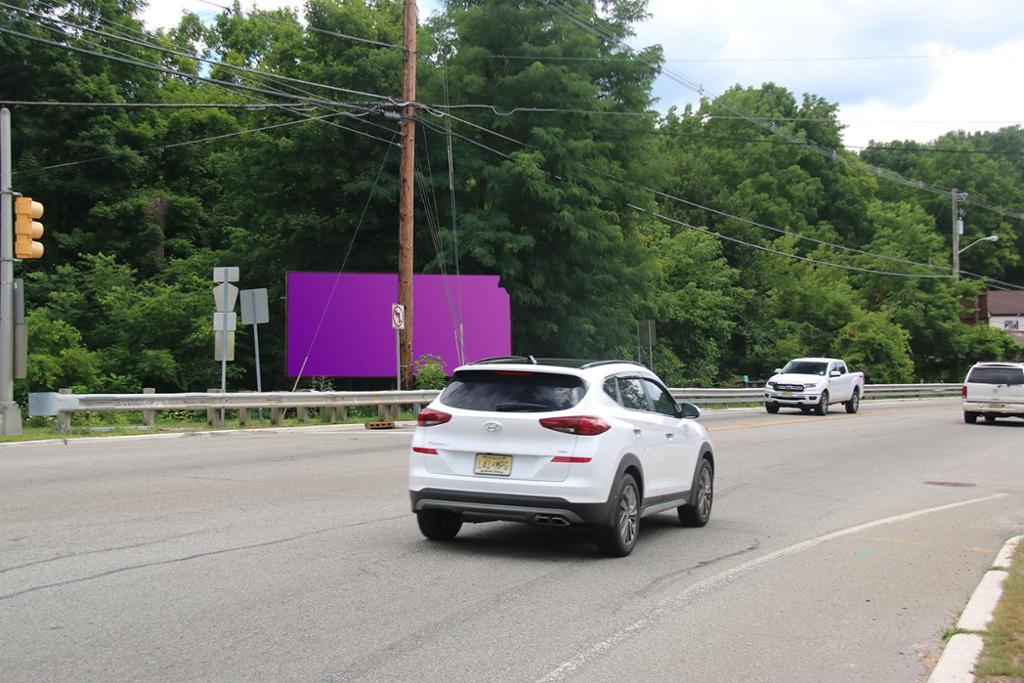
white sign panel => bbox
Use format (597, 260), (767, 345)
(213, 312), (237, 332)
(214, 331), (235, 361)
(213, 266), (239, 283)
(240, 288), (270, 325)
(391, 303), (405, 330)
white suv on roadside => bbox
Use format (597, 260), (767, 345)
(409, 358), (715, 557)
(962, 362), (1024, 424)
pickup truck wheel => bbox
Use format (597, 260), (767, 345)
(815, 391), (830, 416)
(845, 390), (860, 414)
(964, 411), (978, 424)
(765, 404), (780, 414)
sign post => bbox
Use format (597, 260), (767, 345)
(213, 267), (239, 422)
(240, 288), (269, 419)
(391, 303), (405, 390)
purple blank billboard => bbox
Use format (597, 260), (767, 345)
(287, 272), (511, 377)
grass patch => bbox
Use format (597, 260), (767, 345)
(975, 541), (1024, 680)
(0, 410), (416, 443)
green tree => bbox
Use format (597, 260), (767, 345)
(831, 312), (914, 384)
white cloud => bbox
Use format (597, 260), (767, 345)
(632, 0), (1024, 145)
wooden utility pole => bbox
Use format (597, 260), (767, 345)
(398, 0), (416, 389)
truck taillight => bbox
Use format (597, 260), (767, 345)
(962, 385), (967, 399)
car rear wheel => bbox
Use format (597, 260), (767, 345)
(845, 390), (860, 414)
(597, 474), (640, 557)
(678, 458), (714, 527)
(417, 510), (462, 541)
(984, 415), (998, 424)
(815, 391), (830, 416)
(964, 411), (978, 424)
(765, 404), (780, 414)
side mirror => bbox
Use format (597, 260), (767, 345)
(829, 370), (841, 378)
(774, 368), (783, 374)
(679, 402), (701, 419)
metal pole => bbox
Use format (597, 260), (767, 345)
(253, 322), (263, 421)
(0, 108), (22, 435)
(952, 187), (960, 281)
(396, 328), (401, 391)
(397, 0), (417, 389)
(220, 281), (227, 422)
(648, 324), (653, 372)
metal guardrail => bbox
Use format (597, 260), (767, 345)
(29, 389), (440, 431)
(671, 383), (962, 404)
(28, 383), (961, 431)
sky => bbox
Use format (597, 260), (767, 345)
(139, 0), (1024, 149)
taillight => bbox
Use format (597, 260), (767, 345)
(539, 416), (611, 436)
(551, 456), (592, 463)
(412, 446), (438, 454)
(962, 385), (967, 399)
(417, 408), (451, 427)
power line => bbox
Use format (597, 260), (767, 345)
(0, 2), (394, 104)
(0, 100), (314, 109)
(419, 106), (956, 275)
(0, 11), (407, 148)
(13, 111), (397, 175)
(423, 100), (1024, 290)
(487, 51), (1005, 64)
(544, 0), (1024, 223)
(629, 205), (950, 279)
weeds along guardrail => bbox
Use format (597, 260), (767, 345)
(27, 384), (962, 432)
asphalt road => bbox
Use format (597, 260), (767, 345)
(2, 399), (1022, 682)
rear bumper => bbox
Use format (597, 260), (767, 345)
(410, 488), (612, 526)
(963, 401), (1024, 417)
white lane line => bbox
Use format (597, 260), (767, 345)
(536, 492), (1009, 682)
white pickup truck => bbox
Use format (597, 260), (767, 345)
(763, 357), (866, 415)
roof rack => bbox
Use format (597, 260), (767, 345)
(472, 356), (536, 365)
(579, 359), (648, 370)
(468, 357), (647, 370)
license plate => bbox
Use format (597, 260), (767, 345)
(475, 454), (512, 476)
(781, 392), (795, 398)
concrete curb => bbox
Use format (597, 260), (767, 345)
(929, 534), (1023, 683)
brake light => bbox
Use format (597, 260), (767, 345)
(962, 385), (967, 399)
(551, 456), (592, 463)
(412, 446), (438, 454)
(417, 409), (452, 427)
(495, 371), (532, 376)
(539, 416), (611, 436)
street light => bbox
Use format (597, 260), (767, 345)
(958, 234), (999, 255)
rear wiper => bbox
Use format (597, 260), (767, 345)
(495, 402), (550, 412)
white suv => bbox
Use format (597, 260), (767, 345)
(962, 362), (1024, 424)
(408, 358), (715, 557)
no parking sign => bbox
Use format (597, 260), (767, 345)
(391, 303), (406, 330)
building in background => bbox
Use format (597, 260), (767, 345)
(976, 291), (1024, 345)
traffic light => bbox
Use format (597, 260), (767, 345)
(13, 196), (43, 259)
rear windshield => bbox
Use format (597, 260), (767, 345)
(967, 367), (1024, 385)
(782, 361), (828, 376)
(440, 370), (587, 412)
